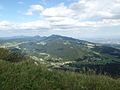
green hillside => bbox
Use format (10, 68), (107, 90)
(0, 35), (120, 76)
(0, 59), (120, 90)
(17, 35), (120, 61)
(0, 48), (120, 90)
(0, 48), (27, 62)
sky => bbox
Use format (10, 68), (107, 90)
(0, 0), (120, 39)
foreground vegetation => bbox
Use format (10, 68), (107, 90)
(0, 60), (120, 90)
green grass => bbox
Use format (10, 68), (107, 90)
(0, 60), (120, 90)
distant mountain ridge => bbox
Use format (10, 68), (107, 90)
(0, 34), (119, 62)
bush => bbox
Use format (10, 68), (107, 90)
(0, 60), (120, 90)
(0, 48), (27, 62)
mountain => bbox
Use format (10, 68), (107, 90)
(0, 35), (120, 76)
(18, 35), (95, 60)
(0, 35), (120, 89)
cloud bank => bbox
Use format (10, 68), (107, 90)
(0, 0), (120, 38)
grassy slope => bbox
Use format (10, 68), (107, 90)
(0, 60), (120, 90)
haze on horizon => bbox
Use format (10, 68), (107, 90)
(0, 0), (120, 39)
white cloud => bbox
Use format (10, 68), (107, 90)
(98, 19), (120, 27)
(0, 21), (13, 30)
(19, 20), (51, 30)
(70, 0), (120, 20)
(0, 20), (51, 30)
(43, 3), (74, 17)
(1, 0), (120, 38)
(25, 4), (44, 16)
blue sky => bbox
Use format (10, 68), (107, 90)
(0, 0), (120, 39)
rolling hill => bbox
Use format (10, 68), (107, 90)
(0, 35), (120, 76)
(0, 35), (120, 90)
